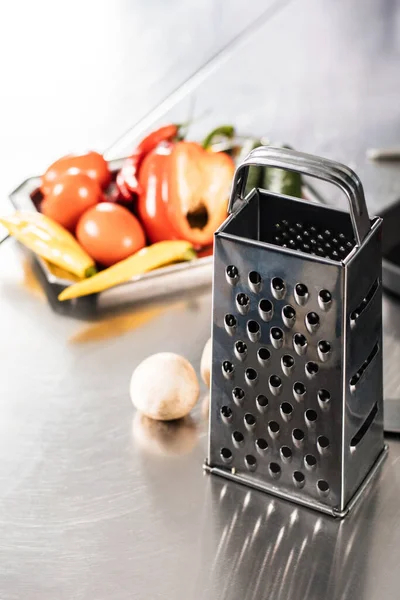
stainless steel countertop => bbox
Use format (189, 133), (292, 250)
(1, 240), (400, 599)
(1, 0), (400, 598)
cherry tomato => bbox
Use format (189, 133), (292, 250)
(41, 151), (111, 195)
(41, 172), (103, 231)
(76, 203), (146, 267)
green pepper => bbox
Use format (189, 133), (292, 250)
(236, 139), (264, 196)
(262, 144), (302, 198)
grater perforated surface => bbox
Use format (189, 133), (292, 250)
(272, 220), (355, 261)
(209, 235), (343, 510)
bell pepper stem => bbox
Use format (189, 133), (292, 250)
(202, 125), (235, 150)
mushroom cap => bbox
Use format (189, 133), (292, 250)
(130, 352), (200, 421)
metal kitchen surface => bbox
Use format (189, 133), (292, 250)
(1, 1), (400, 599)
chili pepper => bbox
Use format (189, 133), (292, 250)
(137, 140), (235, 249)
(58, 240), (195, 300)
(116, 124), (179, 200)
(0, 211), (96, 278)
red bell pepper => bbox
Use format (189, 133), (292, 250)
(137, 140), (235, 249)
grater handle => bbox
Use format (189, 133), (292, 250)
(229, 146), (370, 245)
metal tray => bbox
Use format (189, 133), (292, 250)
(9, 157), (213, 313)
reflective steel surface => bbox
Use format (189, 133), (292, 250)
(1, 0), (400, 598)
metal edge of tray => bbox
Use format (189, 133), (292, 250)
(8, 159), (214, 306)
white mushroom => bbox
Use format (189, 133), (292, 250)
(200, 337), (212, 388)
(130, 352), (200, 421)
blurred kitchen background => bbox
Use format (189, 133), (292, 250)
(1, 0), (399, 211)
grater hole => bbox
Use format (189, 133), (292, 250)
(249, 270), (261, 286)
(244, 413), (256, 426)
(256, 394), (268, 411)
(220, 406), (233, 421)
(306, 312), (320, 326)
(282, 354), (295, 367)
(226, 265), (239, 282)
(270, 327), (284, 349)
(304, 454), (317, 468)
(256, 438), (268, 451)
(293, 471), (305, 487)
(293, 428), (305, 441)
(305, 362), (319, 377)
(232, 387), (245, 404)
(236, 292), (250, 313)
(293, 382), (306, 401)
(232, 431), (244, 445)
(247, 320), (260, 334)
(318, 389), (331, 403)
(259, 299), (272, 311)
(269, 462), (281, 479)
(258, 347), (271, 364)
(295, 283), (308, 297)
(319, 289), (332, 303)
(269, 375), (282, 395)
(271, 327), (283, 340)
(272, 277), (285, 291)
(283, 305), (296, 318)
(318, 435), (329, 447)
(247, 320), (261, 342)
(268, 421), (280, 437)
(245, 455), (257, 471)
(235, 340), (247, 356)
(259, 298), (273, 322)
(318, 340), (331, 353)
(237, 294), (249, 305)
(225, 314), (237, 327)
(318, 340), (332, 362)
(305, 409), (318, 423)
(271, 277), (286, 300)
(270, 375), (281, 387)
(220, 448), (233, 463)
(293, 333), (307, 355)
(280, 445), (292, 460)
(222, 361), (234, 374)
(318, 435), (330, 450)
(317, 480), (330, 495)
(246, 368), (258, 381)
(281, 402), (293, 416)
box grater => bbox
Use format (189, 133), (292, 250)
(205, 146), (387, 518)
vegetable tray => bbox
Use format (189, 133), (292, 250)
(9, 158), (213, 312)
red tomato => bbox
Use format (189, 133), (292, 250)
(76, 203), (146, 266)
(41, 172), (103, 231)
(41, 151), (111, 195)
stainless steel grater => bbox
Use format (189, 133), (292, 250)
(205, 146), (388, 518)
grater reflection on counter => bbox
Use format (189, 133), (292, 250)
(205, 146), (387, 518)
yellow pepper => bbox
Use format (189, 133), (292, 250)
(0, 211), (96, 279)
(58, 240), (195, 301)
